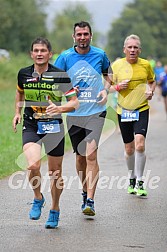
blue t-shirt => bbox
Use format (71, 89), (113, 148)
(161, 73), (167, 92)
(154, 66), (164, 82)
(54, 46), (110, 116)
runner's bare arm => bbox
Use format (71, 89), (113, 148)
(12, 89), (24, 132)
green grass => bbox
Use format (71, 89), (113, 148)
(0, 89), (22, 178)
(0, 54), (32, 178)
(0, 55), (117, 179)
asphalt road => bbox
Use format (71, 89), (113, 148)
(0, 95), (167, 252)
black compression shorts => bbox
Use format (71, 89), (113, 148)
(118, 109), (149, 144)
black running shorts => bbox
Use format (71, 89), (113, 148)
(118, 109), (149, 144)
(22, 118), (65, 156)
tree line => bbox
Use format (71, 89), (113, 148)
(106, 0), (167, 63)
(0, 0), (167, 63)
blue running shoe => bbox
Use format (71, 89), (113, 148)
(29, 194), (45, 220)
(83, 198), (95, 216)
(45, 210), (60, 229)
(81, 191), (87, 211)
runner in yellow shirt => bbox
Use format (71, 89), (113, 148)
(109, 34), (155, 196)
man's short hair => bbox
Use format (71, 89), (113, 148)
(73, 21), (92, 34)
(31, 37), (52, 52)
(124, 34), (141, 48)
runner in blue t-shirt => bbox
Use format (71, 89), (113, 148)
(54, 21), (112, 216)
(159, 65), (167, 118)
(154, 60), (164, 100)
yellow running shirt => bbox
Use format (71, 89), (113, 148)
(111, 57), (155, 114)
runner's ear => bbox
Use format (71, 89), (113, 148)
(72, 34), (75, 43)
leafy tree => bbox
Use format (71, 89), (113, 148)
(49, 4), (95, 54)
(106, 0), (167, 63)
(0, 0), (48, 53)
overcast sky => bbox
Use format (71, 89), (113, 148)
(45, 0), (133, 33)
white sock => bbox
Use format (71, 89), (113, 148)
(135, 151), (146, 181)
(124, 152), (135, 179)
